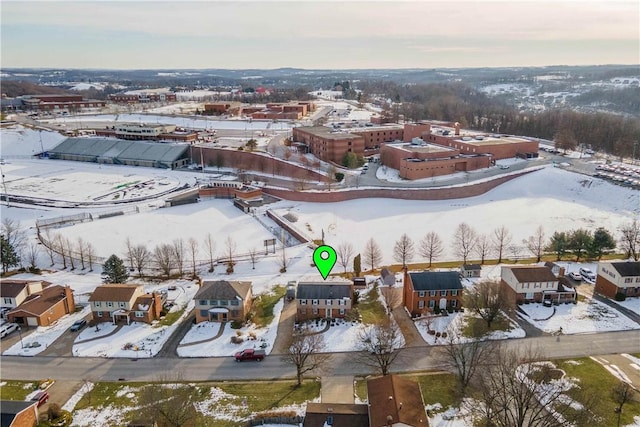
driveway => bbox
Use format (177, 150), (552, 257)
(271, 297), (297, 355)
(384, 286), (426, 347)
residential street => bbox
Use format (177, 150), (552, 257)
(2, 330), (638, 383)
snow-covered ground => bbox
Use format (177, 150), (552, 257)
(518, 300), (638, 334)
(71, 280), (198, 358)
(3, 306), (91, 356)
(414, 311), (525, 345)
(617, 297), (640, 315)
(177, 297), (283, 357)
(0, 125), (66, 157)
(273, 166), (638, 264)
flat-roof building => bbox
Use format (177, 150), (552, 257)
(292, 126), (365, 163)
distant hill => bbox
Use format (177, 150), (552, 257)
(1, 81), (72, 98)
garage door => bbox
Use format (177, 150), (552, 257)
(27, 317), (38, 327)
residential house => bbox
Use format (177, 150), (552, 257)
(367, 375), (429, 427)
(0, 400), (39, 427)
(544, 261), (564, 277)
(0, 280), (49, 309)
(7, 285), (75, 327)
(295, 282), (353, 321)
(380, 268), (396, 286)
(303, 403), (368, 427)
(88, 284), (162, 324)
(194, 280), (252, 323)
(501, 266), (576, 305)
(403, 270), (463, 317)
(460, 264), (482, 278)
(595, 261), (640, 299)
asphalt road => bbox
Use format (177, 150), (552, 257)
(2, 330), (638, 382)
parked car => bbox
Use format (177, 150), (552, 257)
(0, 323), (19, 338)
(234, 348), (266, 362)
(70, 319), (87, 332)
(31, 391), (49, 407)
(568, 271), (582, 281)
(498, 164), (510, 169)
(579, 268), (596, 282)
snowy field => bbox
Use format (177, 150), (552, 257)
(518, 300), (638, 334)
(0, 125), (67, 157)
(177, 298), (283, 357)
(273, 166), (638, 264)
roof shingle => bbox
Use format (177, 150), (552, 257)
(509, 266), (557, 283)
(296, 282), (352, 300)
(409, 271), (463, 291)
(194, 281), (252, 301)
(88, 284), (141, 302)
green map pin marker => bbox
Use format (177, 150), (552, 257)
(313, 245), (337, 280)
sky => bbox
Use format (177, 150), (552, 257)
(1, 1), (638, 70)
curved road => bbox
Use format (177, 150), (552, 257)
(1, 330), (638, 382)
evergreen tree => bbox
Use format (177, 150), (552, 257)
(353, 254), (362, 277)
(589, 227), (616, 260)
(1, 235), (20, 273)
(568, 229), (593, 262)
(547, 231), (568, 261)
(102, 254), (129, 284)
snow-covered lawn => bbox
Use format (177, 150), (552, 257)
(298, 318), (372, 352)
(177, 298), (284, 357)
(616, 297), (640, 315)
(0, 125), (66, 156)
(414, 311), (525, 345)
(2, 306), (91, 356)
(72, 281), (198, 358)
(518, 300), (638, 334)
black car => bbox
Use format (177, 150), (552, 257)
(70, 319), (87, 332)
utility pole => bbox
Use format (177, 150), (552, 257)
(0, 165), (8, 207)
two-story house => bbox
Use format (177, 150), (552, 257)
(194, 280), (252, 323)
(0, 280), (49, 309)
(501, 265), (576, 305)
(295, 282), (353, 322)
(402, 270), (463, 317)
(595, 261), (640, 299)
(89, 284), (162, 324)
(7, 285), (75, 327)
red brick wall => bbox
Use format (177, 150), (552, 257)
(402, 123), (432, 142)
(263, 170), (534, 202)
(593, 275), (639, 298)
(399, 155), (492, 180)
(296, 307), (348, 321)
(350, 127), (404, 149)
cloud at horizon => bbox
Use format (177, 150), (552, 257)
(1, 1), (638, 69)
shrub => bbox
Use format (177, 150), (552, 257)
(614, 292), (627, 301)
(230, 320), (243, 329)
(441, 332), (448, 338)
(434, 306), (441, 315)
(447, 307), (454, 313)
(428, 330), (436, 335)
(435, 332), (441, 337)
(334, 172), (345, 182)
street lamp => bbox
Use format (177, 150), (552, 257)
(17, 326), (23, 349)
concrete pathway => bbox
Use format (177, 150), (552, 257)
(321, 375), (355, 404)
(177, 321), (226, 348)
(272, 297), (297, 355)
(74, 324), (124, 345)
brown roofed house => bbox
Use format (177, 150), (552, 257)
(303, 403), (369, 427)
(194, 280), (252, 323)
(501, 265), (576, 305)
(89, 284), (161, 324)
(367, 375), (429, 427)
(0, 280), (50, 309)
(7, 285), (75, 327)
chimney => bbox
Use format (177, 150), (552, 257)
(65, 286), (76, 313)
(153, 292), (163, 319)
(454, 122), (460, 136)
(558, 267), (565, 278)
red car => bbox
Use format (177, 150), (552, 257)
(30, 391), (49, 407)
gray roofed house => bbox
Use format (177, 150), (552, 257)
(295, 282), (353, 321)
(595, 261), (640, 299)
(48, 137), (189, 169)
(610, 261), (640, 277)
(461, 264), (482, 278)
(408, 271), (463, 291)
(194, 280), (253, 323)
(403, 270), (464, 316)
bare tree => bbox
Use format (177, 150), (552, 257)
(172, 238), (185, 277)
(464, 280), (513, 330)
(492, 225), (512, 264)
(85, 242), (96, 272)
(188, 237), (198, 278)
(475, 234), (492, 265)
(620, 219), (640, 261)
(453, 223), (477, 264)
(76, 237), (86, 270)
(131, 244), (151, 277)
(363, 237), (383, 271)
(65, 237), (75, 270)
(438, 331), (498, 393)
(203, 233), (216, 272)
(419, 231), (444, 268)
(154, 244), (175, 278)
(470, 346), (598, 427)
(137, 372), (197, 427)
(248, 247), (258, 269)
(524, 225), (546, 262)
(510, 244), (523, 262)
(124, 237), (135, 271)
(612, 381), (636, 427)
(1, 218), (26, 258)
(357, 320), (403, 376)
(42, 229), (56, 266)
(393, 233), (415, 267)
(337, 242), (354, 273)
(54, 233), (67, 269)
(224, 235), (237, 274)
(25, 241), (40, 270)
(283, 332), (328, 386)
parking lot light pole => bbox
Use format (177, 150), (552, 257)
(17, 326), (23, 348)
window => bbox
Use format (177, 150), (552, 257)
(326, 300), (332, 306)
(97, 311), (103, 317)
(339, 308), (345, 315)
(534, 282), (540, 288)
(106, 302), (113, 308)
(94, 302), (102, 308)
(429, 290), (436, 297)
(312, 308), (318, 315)
(209, 300), (217, 306)
(200, 309), (208, 317)
(119, 302), (126, 308)
(440, 290), (447, 297)
(220, 300), (229, 306)
(199, 300), (207, 306)
(429, 300), (435, 308)
(3, 298), (12, 305)
(625, 278), (633, 284)
(451, 300), (457, 308)
(300, 300), (307, 305)
(451, 290), (458, 296)
(135, 311), (144, 318)
(312, 299), (319, 305)
(230, 300), (240, 306)
(418, 291), (425, 297)
(418, 301), (425, 309)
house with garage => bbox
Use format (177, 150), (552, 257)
(0, 280), (50, 309)
(501, 265), (576, 305)
(595, 261), (640, 299)
(194, 280), (253, 323)
(89, 284), (162, 324)
(6, 285), (75, 327)
(460, 264), (482, 278)
(303, 403), (369, 427)
(0, 400), (39, 427)
(295, 282), (353, 322)
(402, 270), (463, 317)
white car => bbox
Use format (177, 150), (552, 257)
(498, 164), (510, 170)
(579, 268), (596, 282)
(568, 271), (582, 281)
(0, 323), (19, 338)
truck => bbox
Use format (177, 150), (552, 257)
(234, 348), (266, 362)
